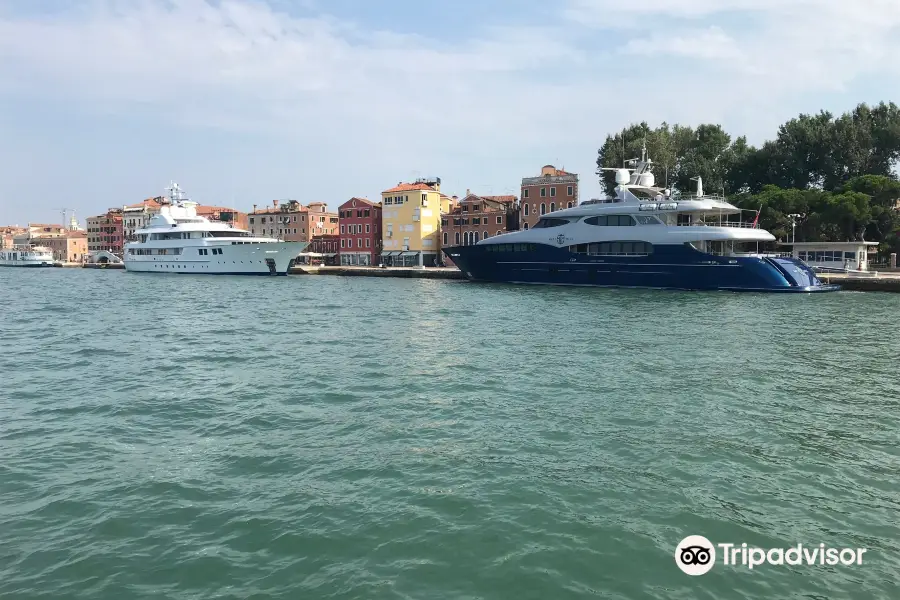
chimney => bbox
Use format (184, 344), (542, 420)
(273, 199), (279, 209)
(466, 188), (470, 196)
(253, 203), (257, 213)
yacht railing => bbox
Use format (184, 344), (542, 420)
(677, 221), (760, 229)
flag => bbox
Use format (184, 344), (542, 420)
(751, 204), (762, 228)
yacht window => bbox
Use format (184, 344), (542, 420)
(486, 243), (538, 252)
(583, 215), (634, 226)
(532, 218), (569, 229)
(569, 241), (653, 256)
(635, 215), (662, 225)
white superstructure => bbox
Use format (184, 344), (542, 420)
(0, 245), (54, 267)
(124, 182), (307, 276)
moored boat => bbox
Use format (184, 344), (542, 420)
(444, 151), (840, 293)
(0, 245), (54, 267)
(124, 182), (307, 275)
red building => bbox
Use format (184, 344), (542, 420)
(307, 233), (340, 265)
(86, 209), (124, 255)
(338, 197), (382, 266)
(520, 165), (579, 229)
(441, 192), (518, 248)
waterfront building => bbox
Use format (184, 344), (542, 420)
(123, 198), (163, 242)
(307, 233), (340, 265)
(520, 165), (579, 230)
(86, 210), (124, 255)
(441, 191), (519, 248)
(38, 231), (89, 263)
(380, 177), (452, 267)
(338, 197), (382, 266)
(787, 241), (881, 271)
(250, 200), (306, 241)
(249, 200), (337, 243)
(197, 206), (249, 230)
(1, 226), (27, 249)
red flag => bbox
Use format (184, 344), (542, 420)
(751, 204), (762, 228)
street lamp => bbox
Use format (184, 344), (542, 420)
(787, 213), (805, 244)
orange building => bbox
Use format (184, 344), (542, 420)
(249, 200), (338, 243)
(39, 232), (89, 263)
(197, 205), (249, 230)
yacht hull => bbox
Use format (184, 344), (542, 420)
(444, 243), (841, 293)
(125, 242), (307, 275)
(0, 261), (54, 267)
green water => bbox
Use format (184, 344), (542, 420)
(1, 269), (898, 599)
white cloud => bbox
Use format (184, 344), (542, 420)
(0, 0), (899, 224)
(620, 26), (743, 61)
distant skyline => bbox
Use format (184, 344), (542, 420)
(1, 0), (899, 226)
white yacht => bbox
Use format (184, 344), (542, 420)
(0, 245), (54, 267)
(124, 183), (307, 276)
(444, 150), (840, 293)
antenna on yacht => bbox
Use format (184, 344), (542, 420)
(690, 176), (704, 198)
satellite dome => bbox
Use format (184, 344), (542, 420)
(615, 169), (630, 185)
(639, 172), (655, 187)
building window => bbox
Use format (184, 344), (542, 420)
(550, 188), (556, 197)
(496, 216), (503, 224)
(523, 223), (529, 230)
(550, 202), (555, 212)
(358, 238), (362, 248)
(568, 186), (574, 196)
(540, 188), (546, 197)
(341, 239), (345, 248)
(348, 239), (353, 248)
(541, 203), (546, 215)
(523, 189), (529, 198)
(365, 224), (370, 233)
(366, 238), (370, 248)
(454, 231), (460, 244)
(524, 203), (530, 216)
(567, 202), (573, 208)
(443, 232), (448, 246)
(341, 225), (345, 234)
(483, 231), (489, 239)
(421, 193), (428, 206)
(474, 232), (480, 243)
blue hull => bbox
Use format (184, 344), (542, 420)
(443, 244), (841, 293)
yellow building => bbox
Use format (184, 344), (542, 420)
(380, 177), (451, 267)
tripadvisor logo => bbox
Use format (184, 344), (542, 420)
(675, 536), (867, 575)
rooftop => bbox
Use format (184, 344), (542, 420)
(383, 182), (436, 194)
(125, 198), (164, 210)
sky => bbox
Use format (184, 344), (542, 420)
(1, 0), (899, 226)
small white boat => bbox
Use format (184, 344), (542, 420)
(124, 182), (308, 276)
(0, 245), (54, 267)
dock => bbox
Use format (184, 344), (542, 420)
(289, 265), (466, 279)
(815, 272), (900, 292)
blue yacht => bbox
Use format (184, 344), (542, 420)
(444, 154), (840, 293)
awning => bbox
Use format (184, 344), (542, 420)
(401, 251), (418, 256)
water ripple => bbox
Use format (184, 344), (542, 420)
(1, 270), (899, 599)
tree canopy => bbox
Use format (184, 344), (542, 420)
(595, 102), (900, 253)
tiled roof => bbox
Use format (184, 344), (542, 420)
(383, 183), (435, 193)
(481, 195), (517, 203)
(198, 205), (243, 213)
(126, 198), (163, 209)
